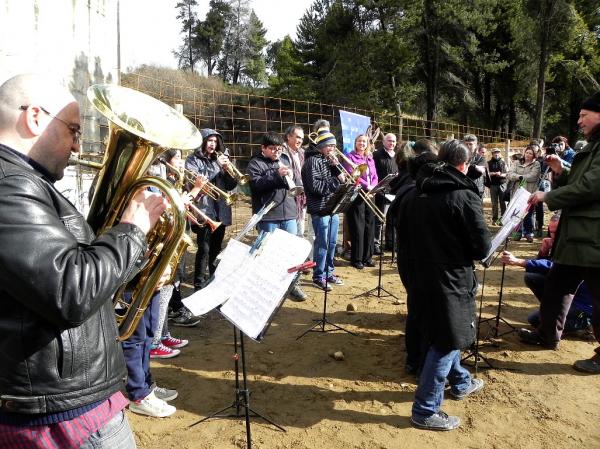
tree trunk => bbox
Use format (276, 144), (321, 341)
(187, 4), (195, 72)
(423, 0), (439, 129)
(533, 0), (558, 139)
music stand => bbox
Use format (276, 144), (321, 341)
(479, 239), (517, 338)
(187, 229), (311, 449)
(352, 219), (398, 301)
(190, 327), (284, 445)
(297, 183), (360, 339)
(461, 266), (496, 372)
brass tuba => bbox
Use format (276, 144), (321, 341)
(85, 84), (203, 340)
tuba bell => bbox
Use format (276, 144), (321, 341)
(85, 84), (203, 340)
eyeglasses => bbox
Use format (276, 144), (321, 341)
(19, 105), (81, 144)
(265, 145), (281, 152)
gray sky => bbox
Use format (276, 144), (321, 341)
(120, 0), (313, 72)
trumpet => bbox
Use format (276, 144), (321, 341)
(186, 202), (223, 232)
(277, 161), (304, 197)
(216, 151), (250, 185)
(157, 158), (239, 205)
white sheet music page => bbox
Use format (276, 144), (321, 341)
(182, 239), (251, 316)
(220, 228), (312, 340)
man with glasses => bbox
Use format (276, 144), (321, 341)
(247, 131), (306, 300)
(0, 73), (167, 448)
(373, 133), (398, 254)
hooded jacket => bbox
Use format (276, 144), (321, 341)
(185, 129), (237, 225)
(397, 162), (491, 350)
(0, 144), (147, 415)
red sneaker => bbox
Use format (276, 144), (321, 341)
(161, 335), (189, 349)
(150, 343), (180, 359)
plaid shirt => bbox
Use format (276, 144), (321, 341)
(0, 392), (128, 449)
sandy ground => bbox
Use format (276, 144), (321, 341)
(127, 202), (600, 449)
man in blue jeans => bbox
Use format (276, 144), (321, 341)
(397, 140), (491, 430)
(247, 131), (306, 300)
(301, 127), (347, 291)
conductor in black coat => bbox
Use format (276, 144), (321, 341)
(398, 139), (491, 431)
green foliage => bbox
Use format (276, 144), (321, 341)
(172, 0), (599, 140)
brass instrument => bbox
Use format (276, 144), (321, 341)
(277, 161), (304, 197)
(307, 128), (383, 221)
(359, 189), (386, 223)
(216, 150), (250, 185)
(307, 130), (367, 179)
(183, 168), (239, 205)
(84, 83), (203, 340)
(156, 158), (223, 232)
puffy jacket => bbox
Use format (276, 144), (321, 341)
(507, 160), (541, 194)
(545, 127), (600, 268)
(247, 152), (298, 221)
(0, 145), (147, 415)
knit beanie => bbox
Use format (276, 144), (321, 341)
(314, 127), (336, 149)
(581, 91), (600, 113)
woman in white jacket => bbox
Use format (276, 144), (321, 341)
(507, 146), (541, 242)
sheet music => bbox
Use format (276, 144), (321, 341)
(220, 229), (312, 340)
(501, 187), (530, 225)
(182, 239), (251, 316)
(481, 216), (520, 266)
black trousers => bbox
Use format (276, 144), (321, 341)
(193, 224), (226, 290)
(538, 263), (600, 348)
(346, 195), (375, 264)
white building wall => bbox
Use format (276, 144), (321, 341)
(0, 0), (119, 209)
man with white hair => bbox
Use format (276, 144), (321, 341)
(373, 133), (398, 253)
(0, 74), (166, 448)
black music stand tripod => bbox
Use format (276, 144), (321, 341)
(353, 220), (398, 301)
(479, 238), (517, 339)
(297, 185), (359, 339)
(190, 326), (284, 448)
(461, 265), (496, 372)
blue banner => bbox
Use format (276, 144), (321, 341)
(339, 110), (370, 154)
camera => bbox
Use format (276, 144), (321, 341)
(546, 143), (560, 155)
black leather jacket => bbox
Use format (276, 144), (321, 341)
(0, 145), (147, 415)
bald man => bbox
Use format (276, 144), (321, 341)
(0, 74), (166, 448)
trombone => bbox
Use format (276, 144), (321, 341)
(216, 150), (250, 185)
(307, 130), (367, 179)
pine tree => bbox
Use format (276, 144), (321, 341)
(174, 0), (199, 72)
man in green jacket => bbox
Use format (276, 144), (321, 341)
(521, 91), (600, 374)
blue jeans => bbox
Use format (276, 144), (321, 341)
(517, 208), (535, 236)
(121, 292), (160, 401)
(79, 411), (137, 449)
(311, 214), (339, 280)
(412, 346), (472, 418)
(257, 219), (297, 235)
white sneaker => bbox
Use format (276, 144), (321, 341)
(129, 391), (176, 417)
(154, 385), (178, 402)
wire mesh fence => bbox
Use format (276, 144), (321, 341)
(71, 72), (530, 236)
